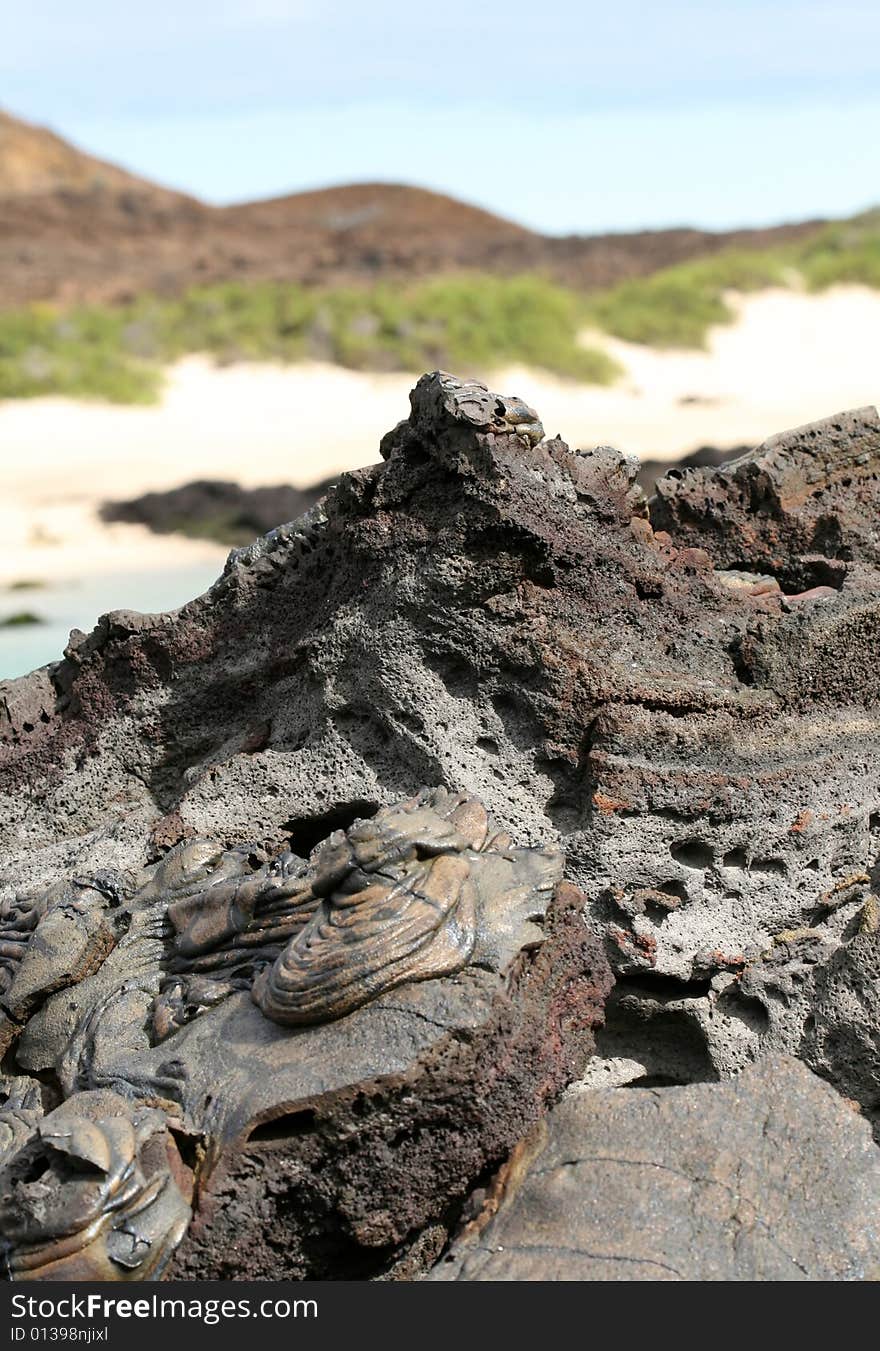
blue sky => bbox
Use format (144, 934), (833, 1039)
(4, 0), (879, 233)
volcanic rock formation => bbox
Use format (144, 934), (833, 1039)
(1, 373), (880, 1280)
(1, 785), (606, 1280)
(430, 1056), (880, 1282)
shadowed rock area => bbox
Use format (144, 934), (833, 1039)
(429, 1057), (880, 1282)
(1, 374), (880, 1279)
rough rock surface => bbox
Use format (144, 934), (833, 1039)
(429, 1056), (880, 1281)
(635, 443), (744, 494)
(2, 372), (880, 1278)
(0, 786), (609, 1280)
(651, 406), (880, 578)
(0, 1088), (192, 1281)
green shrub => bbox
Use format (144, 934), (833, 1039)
(583, 215), (880, 348)
(0, 304), (159, 401)
(584, 251), (787, 348)
(0, 611), (44, 628)
(797, 213), (880, 291)
(0, 275), (620, 402)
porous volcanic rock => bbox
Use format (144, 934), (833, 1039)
(2, 373), (880, 1279)
(651, 406), (880, 579)
(635, 443), (744, 494)
(429, 1056), (880, 1282)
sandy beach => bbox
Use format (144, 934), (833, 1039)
(2, 283), (878, 676)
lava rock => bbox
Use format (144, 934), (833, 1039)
(0, 789), (611, 1280)
(651, 405), (880, 582)
(430, 1056), (880, 1282)
(2, 372), (880, 1277)
(0, 1089), (192, 1282)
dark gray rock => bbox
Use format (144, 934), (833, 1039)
(100, 477), (337, 548)
(430, 1056), (880, 1282)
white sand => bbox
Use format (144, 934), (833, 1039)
(565, 285), (880, 455)
(2, 283), (878, 595)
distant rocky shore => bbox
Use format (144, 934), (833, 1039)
(101, 476), (337, 547)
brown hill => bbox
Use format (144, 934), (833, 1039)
(0, 108), (172, 198)
(0, 110), (826, 308)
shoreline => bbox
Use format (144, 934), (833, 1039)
(2, 282), (878, 640)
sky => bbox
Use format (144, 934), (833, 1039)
(4, 0), (880, 234)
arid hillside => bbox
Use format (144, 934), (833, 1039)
(0, 108), (172, 198)
(0, 109), (825, 308)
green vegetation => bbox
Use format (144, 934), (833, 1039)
(5, 578), (47, 591)
(0, 611), (45, 628)
(584, 251), (788, 348)
(0, 211), (878, 400)
(151, 512), (262, 548)
(796, 210), (880, 291)
(583, 210), (880, 348)
(0, 305), (162, 403)
(0, 275), (619, 404)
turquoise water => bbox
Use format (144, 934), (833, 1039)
(0, 560), (226, 681)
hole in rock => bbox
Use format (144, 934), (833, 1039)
(626, 970), (714, 1000)
(169, 1128), (202, 1172)
(728, 554), (847, 595)
(723, 849), (787, 875)
(671, 839), (714, 870)
(423, 650), (475, 699)
(597, 979), (718, 1085)
(476, 736), (500, 755)
(717, 988), (771, 1034)
(16, 1155), (50, 1184)
(247, 1108), (317, 1144)
(643, 896), (679, 922)
(624, 1073), (689, 1088)
(284, 802), (379, 856)
(634, 576), (664, 602)
(749, 857), (787, 875)
(653, 880), (688, 904)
